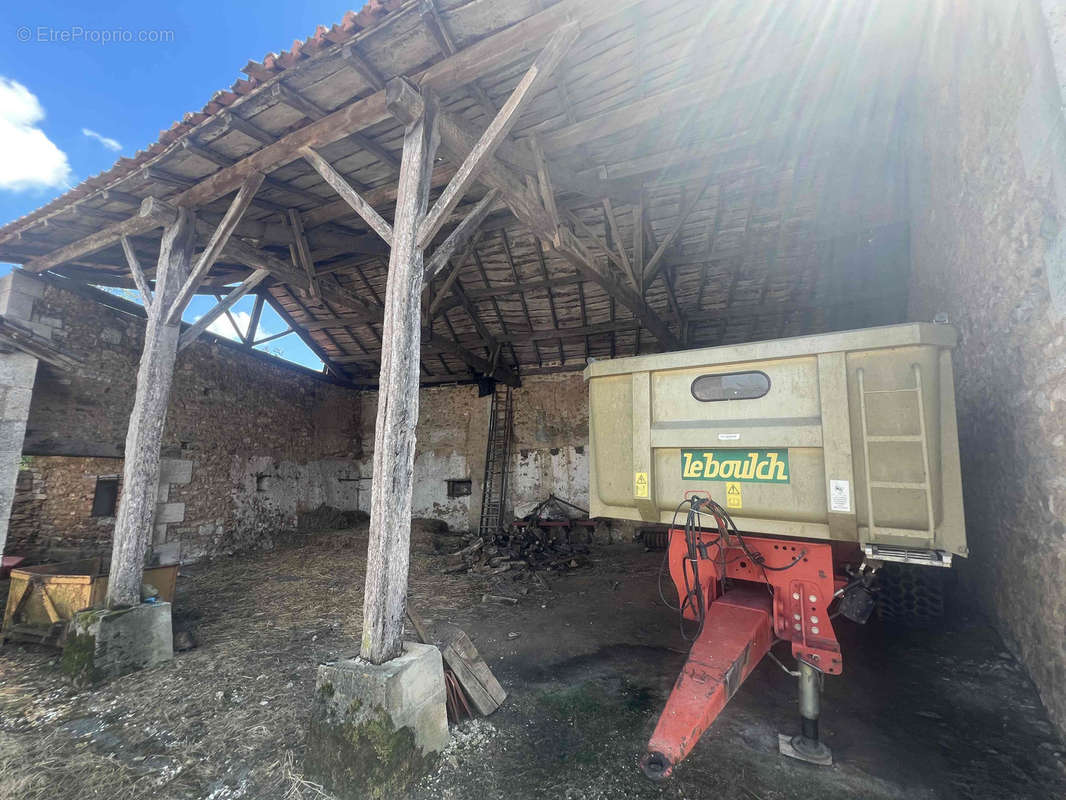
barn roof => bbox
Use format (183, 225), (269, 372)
(0, 0), (912, 387)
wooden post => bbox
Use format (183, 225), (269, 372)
(360, 84), (440, 664)
(105, 210), (195, 608)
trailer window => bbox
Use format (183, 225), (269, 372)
(691, 371), (770, 402)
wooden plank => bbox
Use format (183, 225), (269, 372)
(120, 235), (154, 306)
(24, 197), (176, 273)
(177, 269), (272, 351)
(166, 172), (265, 323)
(301, 146), (394, 245)
(441, 629), (507, 715)
(361, 90), (441, 665)
(415, 22), (581, 249)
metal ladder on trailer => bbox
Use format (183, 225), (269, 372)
(857, 364), (946, 565)
(478, 384), (514, 539)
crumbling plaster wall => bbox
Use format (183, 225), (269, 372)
(357, 372), (590, 531)
(509, 373), (588, 518)
(11, 277), (363, 562)
(907, 0), (1066, 734)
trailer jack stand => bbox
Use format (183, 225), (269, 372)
(778, 660), (832, 766)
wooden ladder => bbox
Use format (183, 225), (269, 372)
(478, 383), (514, 539)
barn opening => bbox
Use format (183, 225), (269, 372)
(0, 1), (1063, 798)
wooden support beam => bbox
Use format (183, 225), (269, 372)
(602, 198), (635, 288)
(177, 269), (272, 351)
(414, 22), (580, 249)
(287, 209), (320, 298)
(422, 189), (498, 281)
(106, 209), (196, 609)
(530, 136), (560, 242)
(247, 293), (265, 345)
(272, 82), (326, 121)
(24, 197), (176, 273)
(182, 140), (323, 206)
(361, 89), (441, 666)
(220, 110), (276, 145)
(216, 233), (308, 290)
(301, 146), (394, 245)
(261, 291), (352, 381)
(388, 84), (678, 348)
(120, 235), (154, 306)
(419, 0), (499, 120)
(643, 175), (714, 290)
(564, 208), (631, 281)
(100, 188), (145, 207)
(167, 172), (265, 323)
(422, 332), (517, 385)
(0, 317), (81, 371)
(341, 42), (386, 91)
(429, 231), (481, 315)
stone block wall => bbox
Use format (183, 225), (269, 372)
(5, 275), (593, 561)
(7, 276), (364, 563)
(907, 0), (1066, 735)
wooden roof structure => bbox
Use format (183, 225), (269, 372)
(0, 0), (912, 388)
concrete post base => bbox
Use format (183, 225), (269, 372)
(61, 602), (174, 685)
(305, 641), (450, 800)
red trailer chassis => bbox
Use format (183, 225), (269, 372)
(640, 520), (847, 779)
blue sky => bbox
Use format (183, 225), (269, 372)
(0, 0), (361, 369)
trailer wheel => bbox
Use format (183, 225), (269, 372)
(875, 563), (948, 626)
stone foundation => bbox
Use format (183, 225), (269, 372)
(305, 642), (449, 800)
(61, 602), (174, 684)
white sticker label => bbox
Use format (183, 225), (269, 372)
(830, 480), (851, 513)
(718, 433), (741, 441)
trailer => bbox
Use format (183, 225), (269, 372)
(584, 322), (967, 778)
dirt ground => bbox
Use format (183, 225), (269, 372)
(1, 540), (1064, 800)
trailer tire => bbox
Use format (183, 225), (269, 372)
(875, 563), (948, 626)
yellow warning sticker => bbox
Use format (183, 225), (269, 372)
(634, 471), (649, 498)
(726, 482), (742, 509)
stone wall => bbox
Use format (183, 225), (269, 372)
(9, 456), (123, 562)
(907, 0), (1066, 734)
(6, 275), (594, 560)
(8, 276), (364, 563)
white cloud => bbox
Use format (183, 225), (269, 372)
(206, 310), (254, 341)
(0, 77), (72, 191)
(82, 127), (122, 152)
